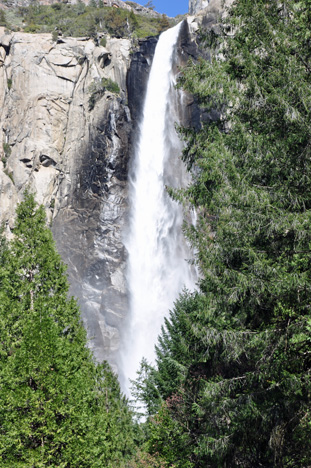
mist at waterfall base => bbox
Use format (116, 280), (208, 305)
(121, 22), (197, 398)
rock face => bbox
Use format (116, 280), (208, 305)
(0, 25), (169, 372)
(127, 36), (158, 126)
(189, 0), (209, 15)
(0, 6), (225, 375)
(0, 27), (133, 369)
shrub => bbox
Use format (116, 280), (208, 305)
(51, 3), (61, 10)
(24, 22), (40, 33)
(51, 30), (58, 42)
(4, 169), (14, 184)
(0, 8), (6, 26)
(100, 36), (107, 47)
(88, 77), (120, 110)
(3, 142), (11, 157)
(102, 77), (120, 94)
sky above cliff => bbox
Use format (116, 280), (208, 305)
(151, 0), (189, 17)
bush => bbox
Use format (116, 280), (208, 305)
(102, 77), (120, 94)
(24, 22), (40, 33)
(88, 77), (120, 110)
(100, 36), (107, 47)
(3, 142), (11, 157)
(51, 3), (61, 10)
(0, 8), (6, 27)
(51, 29), (58, 42)
(4, 169), (14, 184)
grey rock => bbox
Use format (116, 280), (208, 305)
(0, 27), (132, 369)
(189, 0), (209, 15)
(0, 0), (228, 374)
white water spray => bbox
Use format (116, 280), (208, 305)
(122, 22), (196, 393)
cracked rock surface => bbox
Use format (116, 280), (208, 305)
(0, 28), (132, 369)
(0, 19), (204, 374)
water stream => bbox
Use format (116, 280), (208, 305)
(122, 22), (196, 394)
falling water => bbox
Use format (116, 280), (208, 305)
(122, 22), (196, 393)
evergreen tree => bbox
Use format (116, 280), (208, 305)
(157, 14), (170, 34)
(104, 9), (128, 38)
(0, 192), (135, 467)
(137, 1), (311, 466)
(129, 10), (138, 30)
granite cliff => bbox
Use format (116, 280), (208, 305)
(0, 0), (230, 372)
(0, 28), (133, 366)
(189, 0), (209, 15)
(0, 22), (199, 370)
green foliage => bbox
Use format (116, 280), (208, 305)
(100, 35), (107, 47)
(3, 169), (14, 184)
(0, 192), (135, 467)
(24, 23), (40, 33)
(146, 402), (193, 468)
(137, 0), (311, 466)
(51, 29), (58, 42)
(157, 14), (170, 34)
(9, 3), (172, 39)
(0, 8), (7, 27)
(104, 8), (129, 38)
(103, 76), (120, 94)
(121, 449), (169, 468)
(51, 2), (61, 11)
(4, 7), (23, 31)
(2, 142), (11, 157)
(88, 77), (120, 110)
(130, 358), (162, 417)
(129, 10), (138, 29)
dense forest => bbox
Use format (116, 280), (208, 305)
(1, 0), (311, 466)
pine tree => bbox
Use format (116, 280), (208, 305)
(157, 14), (170, 34)
(0, 192), (135, 467)
(140, 1), (311, 466)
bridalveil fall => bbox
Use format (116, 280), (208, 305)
(122, 22), (197, 393)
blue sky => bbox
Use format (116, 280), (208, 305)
(144, 0), (189, 17)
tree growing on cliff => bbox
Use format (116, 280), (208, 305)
(0, 192), (135, 467)
(144, 1), (155, 10)
(157, 14), (170, 34)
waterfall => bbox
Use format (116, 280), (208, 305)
(122, 22), (196, 394)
